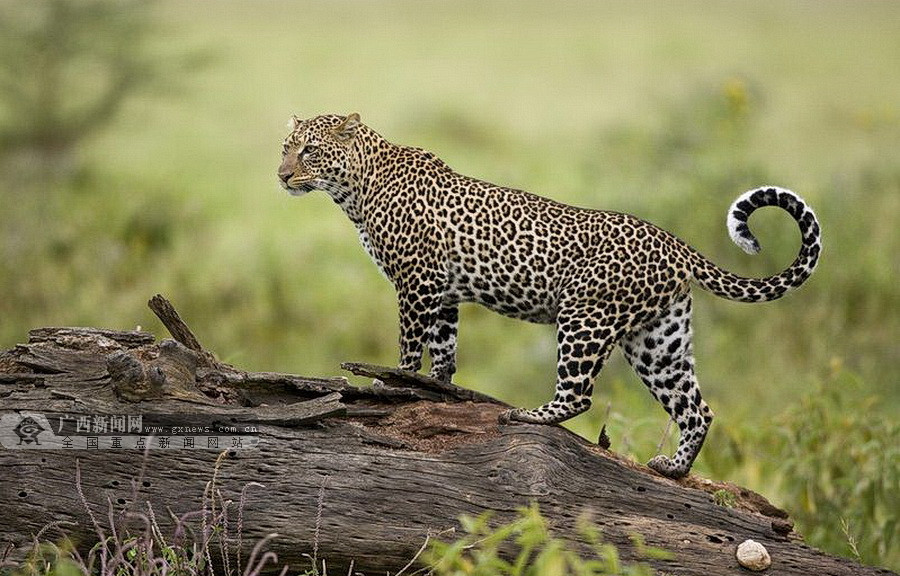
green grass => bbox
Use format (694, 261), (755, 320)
(1, 0), (898, 570)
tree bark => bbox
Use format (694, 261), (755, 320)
(0, 296), (892, 576)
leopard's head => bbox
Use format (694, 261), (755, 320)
(277, 113), (361, 196)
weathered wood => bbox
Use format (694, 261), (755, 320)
(0, 317), (892, 576)
(342, 361), (502, 404)
(28, 326), (156, 349)
(147, 294), (206, 354)
(228, 391), (346, 425)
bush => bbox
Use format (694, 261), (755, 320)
(700, 363), (899, 571)
(770, 364), (899, 569)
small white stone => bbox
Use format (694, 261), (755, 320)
(736, 539), (771, 571)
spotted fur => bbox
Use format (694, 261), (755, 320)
(277, 113), (822, 478)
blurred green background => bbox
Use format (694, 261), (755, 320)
(1, 0), (897, 568)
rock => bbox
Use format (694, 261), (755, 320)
(736, 539), (771, 571)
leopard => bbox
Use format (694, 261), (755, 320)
(277, 112), (822, 479)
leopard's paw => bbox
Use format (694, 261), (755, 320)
(647, 455), (689, 479)
(498, 408), (527, 425)
(428, 367), (453, 384)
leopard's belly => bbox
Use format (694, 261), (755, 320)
(442, 261), (560, 324)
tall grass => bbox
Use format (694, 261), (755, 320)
(0, 458), (288, 576)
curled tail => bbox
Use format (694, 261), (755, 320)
(691, 186), (821, 302)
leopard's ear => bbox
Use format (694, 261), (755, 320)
(333, 113), (361, 143)
(288, 115), (302, 131)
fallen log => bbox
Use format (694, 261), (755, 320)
(0, 296), (891, 575)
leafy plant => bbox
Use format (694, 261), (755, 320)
(423, 503), (669, 576)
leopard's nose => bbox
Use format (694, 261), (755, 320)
(278, 170), (292, 184)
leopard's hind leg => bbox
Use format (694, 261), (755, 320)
(621, 292), (714, 478)
(501, 304), (619, 425)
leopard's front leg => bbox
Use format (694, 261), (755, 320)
(427, 303), (458, 382)
(395, 282), (445, 374)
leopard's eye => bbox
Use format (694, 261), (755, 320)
(302, 144), (320, 158)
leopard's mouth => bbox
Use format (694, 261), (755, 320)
(280, 176), (317, 196)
